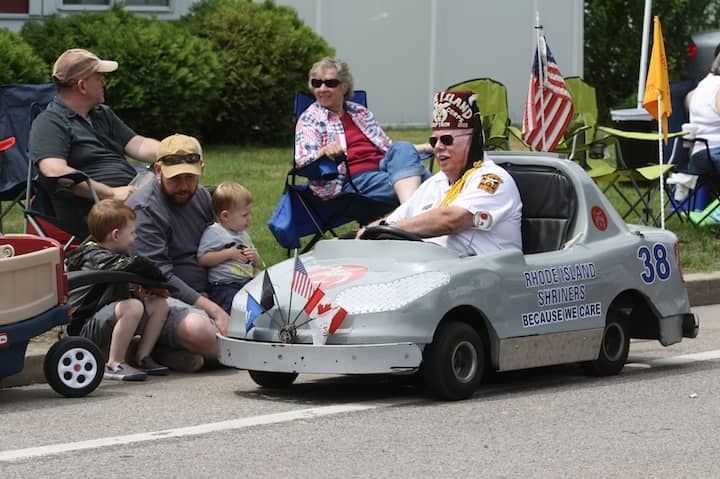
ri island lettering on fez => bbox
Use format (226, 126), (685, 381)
(433, 91), (474, 128)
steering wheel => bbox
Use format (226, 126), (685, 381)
(360, 225), (424, 242)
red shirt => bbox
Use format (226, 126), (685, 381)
(341, 112), (384, 176)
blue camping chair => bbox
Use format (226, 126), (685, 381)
(0, 83), (56, 233)
(269, 90), (405, 253)
(0, 83), (95, 248)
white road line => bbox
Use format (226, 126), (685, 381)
(0, 402), (393, 463)
(4, 349), (720, 463)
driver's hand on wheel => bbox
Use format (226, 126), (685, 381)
(357, 219), (383, 239)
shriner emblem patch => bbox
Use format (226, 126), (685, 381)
(478, 173), (503, 194)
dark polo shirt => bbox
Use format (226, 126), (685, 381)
(28, 97), (140, 236)
(29, 97), (138, 187)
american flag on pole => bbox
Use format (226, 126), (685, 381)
(521, 33), (574, 152)
(291, 255), (315, 299)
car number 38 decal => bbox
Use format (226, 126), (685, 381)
(637, 243), (671, 284)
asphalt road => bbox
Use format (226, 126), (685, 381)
(1, 304), (719, 478)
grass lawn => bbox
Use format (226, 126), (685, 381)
(2, 127), (719, 272)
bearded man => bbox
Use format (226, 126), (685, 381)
(128, 134), (229, 371)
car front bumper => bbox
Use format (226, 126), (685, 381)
(217, 334), (423, 374)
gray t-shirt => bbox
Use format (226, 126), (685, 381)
(29, 97), (138, 186)
(127, 180), (214, 305)
(197, 222), (255, 284)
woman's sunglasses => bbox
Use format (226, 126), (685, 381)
(311, 78), (341, 88)
(158, 153), (202, 165)
(428, 133), (473, 148)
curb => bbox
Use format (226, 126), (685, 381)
(684, 272), (720, 307)
(2, 274), (719, 390)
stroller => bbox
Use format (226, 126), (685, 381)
(0, 234), (171, 397)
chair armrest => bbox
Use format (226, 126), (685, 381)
(292, 155), (343, 181)
(39, 170), (100, 203)
(0, 136), (16, 152)
(507, 125), (533, 150)
(597, 126), (686, 141)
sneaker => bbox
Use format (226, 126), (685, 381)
(104, 362), (147, 382)
(152, 345), (204, 373)
(131, 356), (170, 376)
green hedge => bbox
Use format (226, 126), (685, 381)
(0, 28), (48, 85)
(585, 0), (720, 120)
(183, 0), (335, 144)
(21, 6), (222, 139)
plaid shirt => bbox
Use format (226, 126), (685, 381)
(295, 100), (392, 199)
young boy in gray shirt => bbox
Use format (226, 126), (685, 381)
(197, 182), (261, 313)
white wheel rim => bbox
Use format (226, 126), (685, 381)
(56, 347), (100, 389)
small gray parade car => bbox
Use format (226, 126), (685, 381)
(217, 152), (699, 400)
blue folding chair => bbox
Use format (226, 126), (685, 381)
(269, 90), (403, 252)
(0, 83), (56, 233)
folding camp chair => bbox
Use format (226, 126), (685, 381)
(667, 132), (720, 226)
(0, 83), (95, 249)
(556, 77), (599, 163)
(593, 126), (684, 227)
(268, 90), (401, 253)
(508, 76), (600, 161)
(447, 78), (510, 150)
(0, 83), (56, 233)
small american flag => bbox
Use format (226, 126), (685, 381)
(521, 33), (574, 152)
(291, 255), (314, 299)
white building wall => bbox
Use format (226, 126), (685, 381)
(281, 0), (584, 126)
(1, 0), (583, 127)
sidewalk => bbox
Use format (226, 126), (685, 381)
(2, 272), (719, 389)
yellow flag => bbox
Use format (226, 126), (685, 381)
(642, 16), (671, 143)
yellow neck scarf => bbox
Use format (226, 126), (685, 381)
(439, 161), (483, 207)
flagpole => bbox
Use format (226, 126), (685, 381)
(287, 250), (297, 324)
(657, 94), (665, 230)
(637, 0), (653, 108)
(535, 12), (547, 151)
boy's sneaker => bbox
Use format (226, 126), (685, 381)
(104, 362), (147, 381)
(152, 345), (204, 373)
(131, 357), (170, 376)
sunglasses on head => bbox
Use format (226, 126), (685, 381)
(158, 153), (201, 165)
(428, 133), (473, 148)
(311, 78), (341, 88)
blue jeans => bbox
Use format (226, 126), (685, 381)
(689, 146), (720, 175)
(209, 280), (251, 314)
(342, 141), (431, 204)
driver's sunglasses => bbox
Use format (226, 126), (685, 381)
(428, 133), (473, 148)
(311, 78), (341, 88)
(158, 153), (201, 165)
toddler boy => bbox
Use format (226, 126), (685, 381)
(67, 199), (170, 381)
(197, 182), (261, 313)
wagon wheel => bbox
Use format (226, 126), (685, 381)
(588, 309), (630, 376)
(359, 225), (423, 242)
(44, 336), (104, 398)
(422, 322), (485, 400)
(248, 370), (299, 389)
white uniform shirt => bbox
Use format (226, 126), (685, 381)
(689, 73), (720, 155)
(386, 157), (522, 255)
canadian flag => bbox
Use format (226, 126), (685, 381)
(308, 302), (348, 345)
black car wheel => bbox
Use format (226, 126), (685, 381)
(248, 370), (299, 388)
(589, 311), (630, 376)
(44, 336), (104, 398)
(422, 322), (484, 401)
